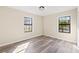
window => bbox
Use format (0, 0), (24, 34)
(24, 17), (32, 32)
(58, 16), (71, 33)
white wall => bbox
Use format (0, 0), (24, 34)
(43, 9), (77, 43)
(0, 7), (43, 46)
(77, 7), (79, 47)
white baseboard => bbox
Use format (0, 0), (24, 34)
(44, 35), (76, 44)
(0, 34), (42, 47)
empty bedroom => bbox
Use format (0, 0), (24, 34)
(0, 6), (79, 53)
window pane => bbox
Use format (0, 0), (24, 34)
(58, 16), (71, 33)
(24, 17), (32, 32)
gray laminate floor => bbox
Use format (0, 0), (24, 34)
(0, 36), (79, 53)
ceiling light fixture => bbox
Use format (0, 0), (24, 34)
(39, 6), (45, 11)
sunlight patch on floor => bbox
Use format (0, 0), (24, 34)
(13, 42), (30, 53)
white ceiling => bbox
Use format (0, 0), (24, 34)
(8, 6), (77, 16)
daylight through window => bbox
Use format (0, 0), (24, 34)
(24, 17), (32, 32)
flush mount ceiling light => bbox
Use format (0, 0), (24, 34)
(39, 6), (45, 11)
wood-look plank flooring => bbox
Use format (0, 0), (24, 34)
(0, 35), (79, 53)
